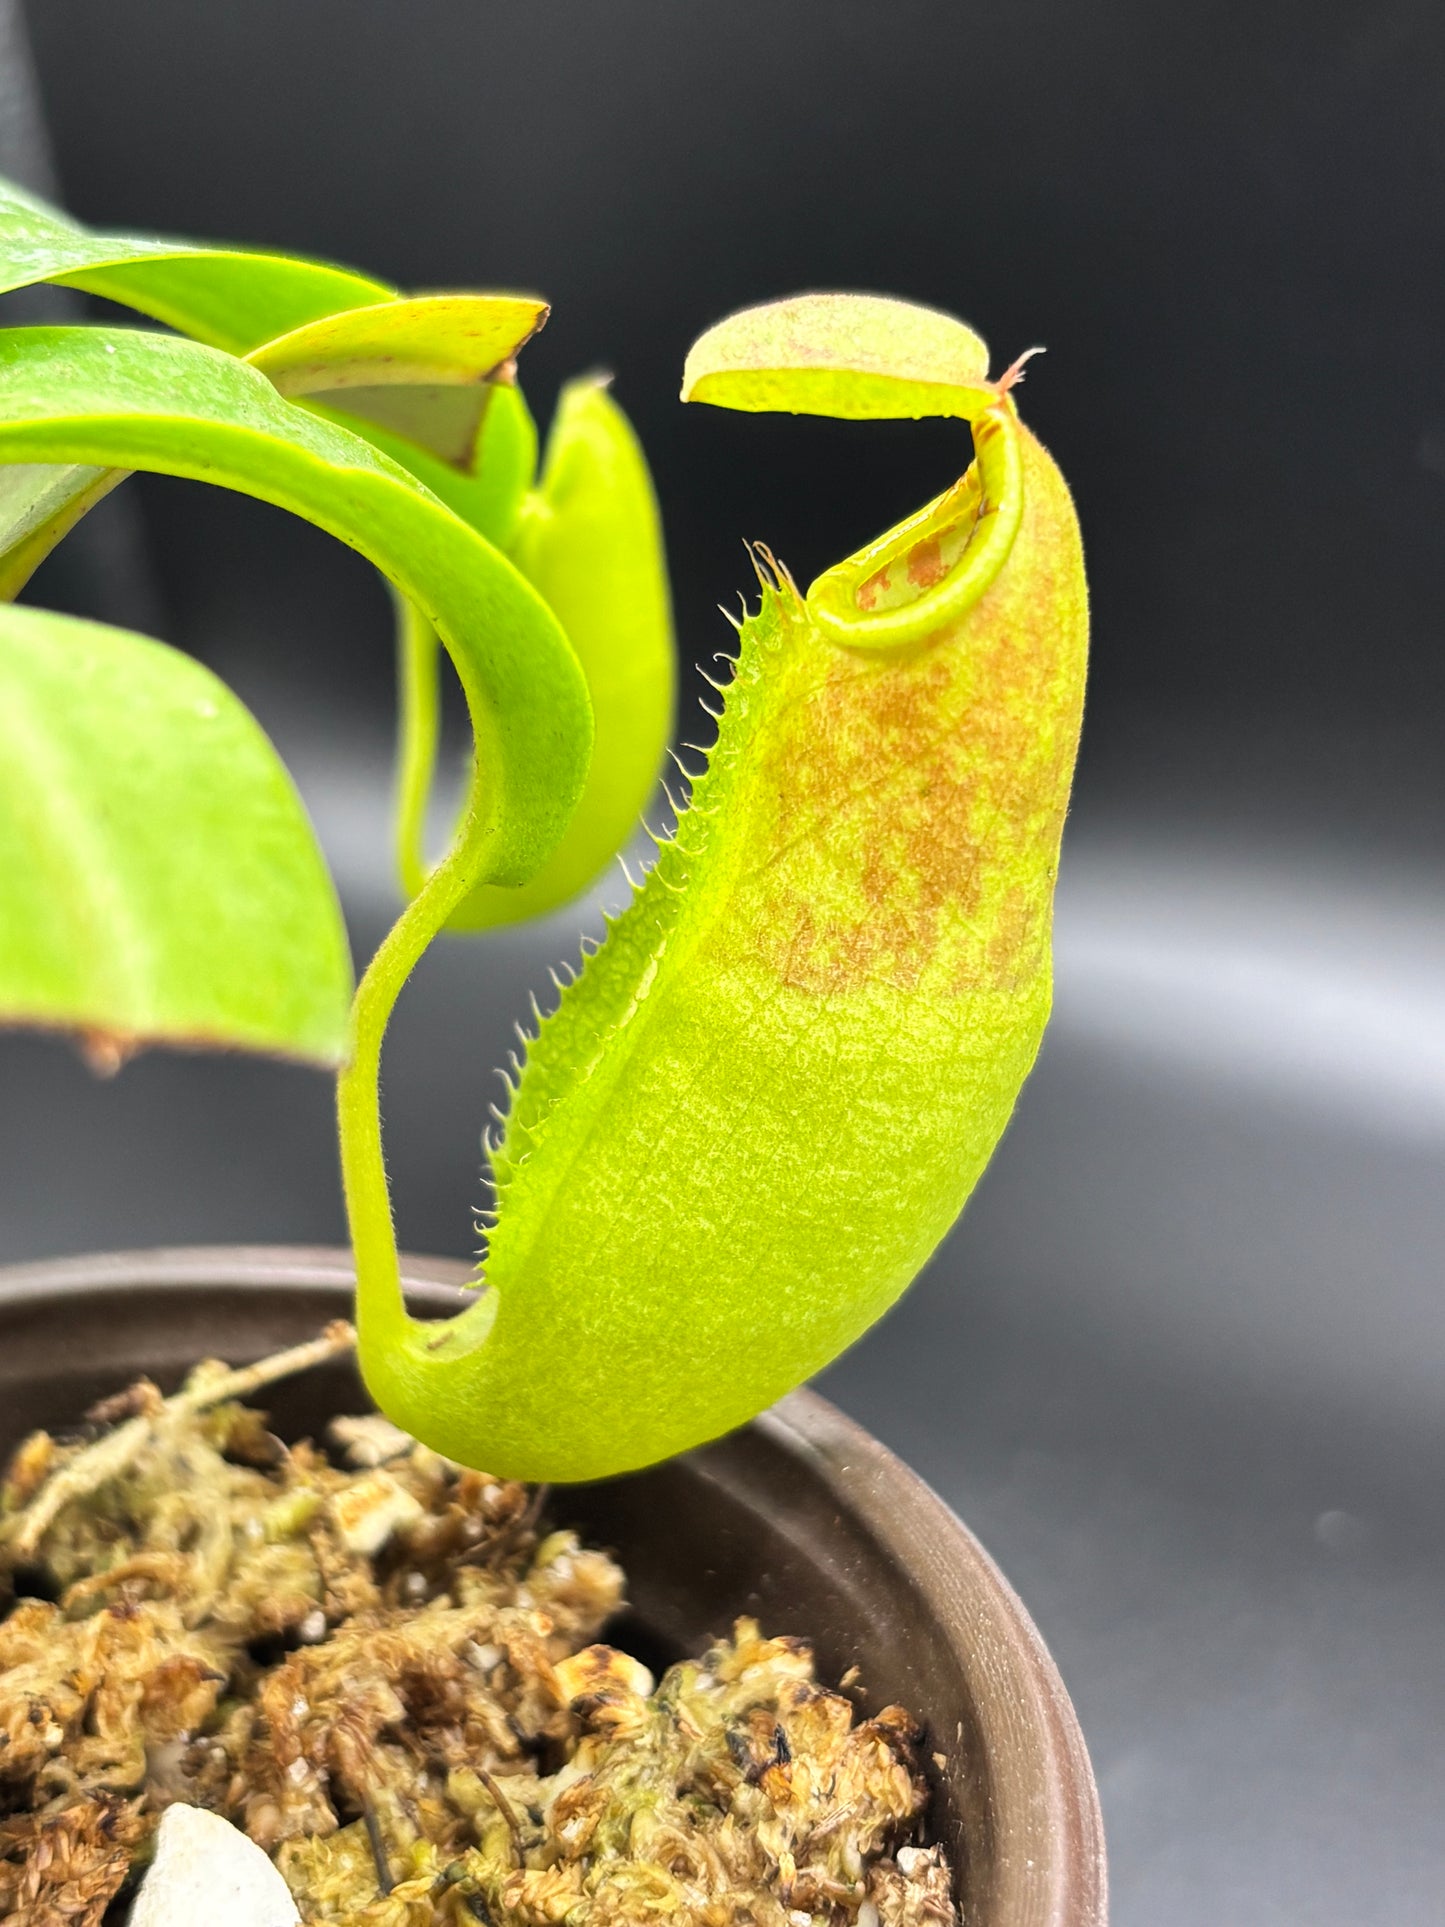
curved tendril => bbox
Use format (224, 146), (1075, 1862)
(338, 752), (497, 1368)
(806, 399), (1024, 650)
(393, 596), (442, 900)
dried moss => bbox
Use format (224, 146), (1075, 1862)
(0, 1340), (956, 1927)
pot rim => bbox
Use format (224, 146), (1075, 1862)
(0, 1242), (1107, 1926)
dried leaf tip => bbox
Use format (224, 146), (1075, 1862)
(994, 345), (1046, 394)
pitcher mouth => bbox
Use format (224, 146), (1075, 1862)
(805, 398), (1025, 653)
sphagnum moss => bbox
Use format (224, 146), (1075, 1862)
(0, 1339), (956, 1927)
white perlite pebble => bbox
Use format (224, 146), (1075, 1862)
(129, 1804), (299, 1927)
(326, 1467), (425, 1554)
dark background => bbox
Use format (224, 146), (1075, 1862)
(3, 5), (1443, 1922)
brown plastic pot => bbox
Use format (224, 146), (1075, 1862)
(0, 1245), (1106, 1927)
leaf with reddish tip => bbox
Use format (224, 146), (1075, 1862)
(0, 603), (353, 1067)
(252, 295), (547, 397)
(249, 295), (548, 469)
(681, 292), (998, 421)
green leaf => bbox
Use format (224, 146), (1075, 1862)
(0, 178), (393, 594)
(0, 325), (591, 893)
(0, 460), (122, 599)
(386, 383), (543, 901)
(250, 294), (548, 398)
(0, 178), (548, 473)
(384, 379), (673, 932)
(313, 378), (539, 552)
(0, 177), (393, 355)
(451, 378), (674, 928)
(251, 294), (548, 468)
(397, 378), (539, 547)
(0, 180), (543, 584)
(0, 185), (651, 933)
(681, 291), (999, 420)
(0, 602), (352, 1066)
